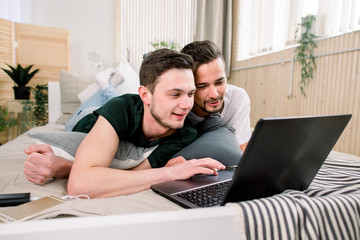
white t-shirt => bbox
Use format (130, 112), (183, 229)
(188, 84), (251, 145)
(220, 84), (251, 145)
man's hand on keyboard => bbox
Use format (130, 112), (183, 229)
(165, 157), (225, 181)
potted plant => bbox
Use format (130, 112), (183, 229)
(150, 40), (180, 51)
(294, 14), (317, 97)
(18, 84), (48, 133)
(1, 63), (40, 99)
(143, 40), (180, 59)
(0, 106), (18, 133)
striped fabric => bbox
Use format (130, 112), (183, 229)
(234, 157), (360, 240)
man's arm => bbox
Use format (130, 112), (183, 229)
(224, 85), (251, 152)
(68, 116), (225, 198)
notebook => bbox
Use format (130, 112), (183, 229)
(150, 114), (352, 208)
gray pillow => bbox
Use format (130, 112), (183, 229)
(28, 131), (87, 158)
(56, 71), (95, 124)
(27, 131), (157, 169)
(173, 114), (243, 166)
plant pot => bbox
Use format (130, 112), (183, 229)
(13, 86), (31, 99)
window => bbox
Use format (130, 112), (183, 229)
(116, 0), (196, 65)
(236, 0), (360, 61)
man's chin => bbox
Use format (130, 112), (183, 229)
(204, 106), (222, 114)
(163, 120), (185, 130)
(172, 121), (185, 129)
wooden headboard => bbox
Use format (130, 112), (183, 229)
(0, 18), (70, 102)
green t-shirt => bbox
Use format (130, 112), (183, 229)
(72, 94), (197, 167)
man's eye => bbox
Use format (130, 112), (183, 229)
(215, 81), (224, 85)
(170, 93), (180, 97)
(196, 85), (206, 89)
(188, 92), (194, 97)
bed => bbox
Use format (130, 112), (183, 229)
(0, 65), (359, 239)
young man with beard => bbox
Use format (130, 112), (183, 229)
(181, 40), (251, 152)
(24, 49), (225, 198)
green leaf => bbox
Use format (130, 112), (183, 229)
(294, 14), (317, 96)
(1, 63), (39, 87)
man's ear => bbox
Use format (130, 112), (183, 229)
(138, 86), (151, 105)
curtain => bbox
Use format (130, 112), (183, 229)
(237, 0), (296, 60)
(316, 0), (360, 36)
(116, 0), (196, 65)
(0, 0), (23, 22)
(236, 0), (360, 60)
(194, 0), (232, 76)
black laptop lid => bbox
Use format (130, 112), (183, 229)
(222, 114), (352, 204)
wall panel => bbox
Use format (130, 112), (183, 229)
(230, 30), (360, 156)
(0, 18), (14, 102)
(15, 22), (71, 88)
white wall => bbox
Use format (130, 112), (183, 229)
(22, 0), (115, 74)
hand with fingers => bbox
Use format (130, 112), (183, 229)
(24, 144), (73, 185)
(165, 157), (225, 181)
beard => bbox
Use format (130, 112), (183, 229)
(150, 106), (183, 130)
(198, 96), (224, 114)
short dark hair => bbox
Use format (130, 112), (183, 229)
(140, 49), (195, 93)
(181, 40), (223, 69)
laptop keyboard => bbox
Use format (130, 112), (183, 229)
(176, 181), (231, 207)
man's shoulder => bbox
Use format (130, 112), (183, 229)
(226, 84), (247, 94)
(176, 119), (198, 142)
(97, 93), (143, 119)
(225, 84), (249, 102)
(104, 94), (142, 108)
(109, 93), (140, 103)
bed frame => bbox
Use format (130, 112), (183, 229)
(0, 207), (242, 239)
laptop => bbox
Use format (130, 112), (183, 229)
(151, 114), (352, 208)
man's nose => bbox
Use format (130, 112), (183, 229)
(208, 85), (219, 99)
(180, 95), (193, 110)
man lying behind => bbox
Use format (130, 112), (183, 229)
(181, 40), (251, 152)
(24, 49), (225, 198)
